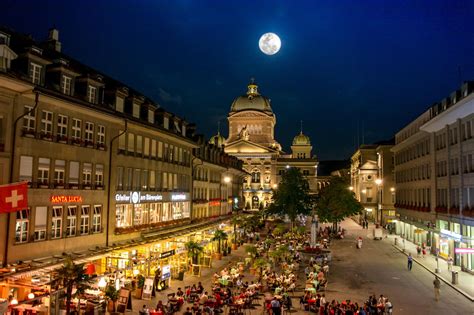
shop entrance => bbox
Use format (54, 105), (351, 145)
(252, 196), (259, 209)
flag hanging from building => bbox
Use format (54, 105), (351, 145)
(0, 182), (28, 214)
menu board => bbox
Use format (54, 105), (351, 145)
(116, 288), (130, 313)
(161, 265), (171, 280)
(142, 277), (154, 300)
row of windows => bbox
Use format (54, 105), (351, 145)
(19, 156), (103, 188)
(23, 107), (106, 146)
(15, 205), (102, 243)
(435, 155), (474, 177)
(396, 188), (431, 207)
(118, 132), (191, 166)
(435, 187), (474, 208)
(116, 167), (190, 192)
(395, 139), (430, 165)
(435, 121), (473, 151)
(29, 62), (99, 103)
(193, 187), (221, 200)
(395, 164), (431, 183)
(116, 202), (190, 228)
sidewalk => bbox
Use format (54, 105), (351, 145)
(380, 229), (474, 302)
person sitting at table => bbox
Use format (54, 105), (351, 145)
(197, 282), (204, 294)
(213, 272), (220, 282)
(139, 304), (150, 315)
(183, 307), (192, 315)
(191, 302), (200, 314)
(177, 288), (184, 298)
(214, 291), (222, 307)
(199, 291), (209, 305)
(155, 300), (164, 311)
(317, 270), (325, 282)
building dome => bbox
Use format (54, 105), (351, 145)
(209, 132), (226, 147)
(292, 131), (311, 145)
(230, 80), (273, 113)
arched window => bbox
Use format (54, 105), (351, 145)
(251, 172), (260, 183)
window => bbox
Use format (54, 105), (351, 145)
(117, 167), (123, 190)
(150, 170), (156, 190)
(126, 168), (133, 190)
(158, 141), (163, 158)
(251, 172), (260, 183)
(72, 118), (82, 140)
(163, 172), (168, 190)
(87, 85), (97, 103)
(85, 122), (94, 143)
(97, 125), (105, 146)
(142, 170), (148, 190)
(133, 103), (140, 118)
(149, 203), (159, 223)
(15, 209), (29, 243)
(40, 110), (53, 136)
(29, 62), (42, 84)
(116, 204), (132, 227)
(19, 156), (33, 182)
(95, 164), (104, 187)
(23, 106), (36, 132)
(136, 135), (143, 155)
(148, 109), (154, 124)
(92, 205), (101, 233)
(151, 139), (157, 157)
(66, 206), (77, 237)
(69, 161), (79, 186)
(144, 137), (150, 157)
(303, 170), (309, 176)
(173, 173), (178, 190)
(34, 206), (47, 241)
(82, 163), (92, 186)
(118, 130), (126, 151)
(38, 158), (50, 185)
(127, 133), (134, 153)
(61, 75), (72, 95)
(80, 206), (90, 235)
(116, 97), (124, 112)
(168, 173), (173, 190)
(54, 160), (65, 185)
(57, 115), (68, 139)
(163, 116), (169, 129)
(134, 169), (141, 190)
(51, 206), (62, 239)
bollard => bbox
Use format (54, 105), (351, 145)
(394, 238), (398, 246)
(452, 271), (459, 284)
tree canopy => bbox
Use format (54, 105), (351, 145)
(315, 176), (363, 224)
(267, 167), (313, 225)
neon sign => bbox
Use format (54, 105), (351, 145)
(115, 192), (163, 203)
(171, 194), (186, 201)
(50, 195), (83, 203)
(454, 248), (474, 254)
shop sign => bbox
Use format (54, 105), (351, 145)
(172, 194), (186, 201)
(455, 248), (474, 254)
(161, 265), (171, 280)
(115, 192), (163, 204)
(50, 195), (83, 203)
(176, 247), (186, 254)
(159, 249), (175, 259)
(440, 229), (462, 241)
(209, 200), (220, 206)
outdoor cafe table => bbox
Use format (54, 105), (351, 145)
(219, 278), (230, 286)
(305, 287), (317, 294)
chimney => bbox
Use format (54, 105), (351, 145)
(46, 28), (61, 52)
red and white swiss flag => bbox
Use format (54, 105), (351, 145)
(0, 182), (28, 214)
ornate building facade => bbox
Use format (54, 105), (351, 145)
(211, 80), (318, 210)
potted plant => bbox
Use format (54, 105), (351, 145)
(245, 244), (258, 261)
(253, 258), (268, 277)
(135, 274), (145, 298)
(230, 215), (243, 250)
(211, 229), (228, 260)
(53, 256), (92, 315)
(185, 240), (204, 265)
(105, 285), (119, 314)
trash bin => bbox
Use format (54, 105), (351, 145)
(178, 271), (185, 281)
(394, 238), (398, 246)
(451, 271), (458, 284)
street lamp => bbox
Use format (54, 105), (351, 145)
(349, 186), (354, 191)
(224, 176), (231, 183)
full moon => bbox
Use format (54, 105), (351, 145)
(259, 33), (281, 55)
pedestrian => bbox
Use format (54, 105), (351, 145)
(416, 245), (421, 257)
(407, 253), (413, 270)
(271, 296), (281, 315)
(422, 245), (426, 258)
(433, 276), (441, 301)
(384, 298), (393, 314)
(447, 256), (454, 271)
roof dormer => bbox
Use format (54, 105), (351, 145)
(0, 31), (17, 72)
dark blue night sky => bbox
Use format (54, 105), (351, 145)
(4, 0), (474, 159)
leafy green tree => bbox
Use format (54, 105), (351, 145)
(267, 167), (313, 228)
(315, 176), (363, 230)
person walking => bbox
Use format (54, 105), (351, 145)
(447, 256), (454, 271)
(407, 253), (413, 270)
(433, 276), (441, 301)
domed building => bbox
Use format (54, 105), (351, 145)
(219, 79), (318, 210)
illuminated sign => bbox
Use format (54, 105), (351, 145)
(440, 229), (462, 241)
(50, 195), (83, 203)
(171, 194), (186, 201)
(159, 250), (175, 259)
(209, 201), (220, 206)
(115, 192), (163, 204)
(455, 248), (474, 254)
(161, 265), (171, 280)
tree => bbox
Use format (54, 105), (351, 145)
(54, 256), (91, 315)
(267, 167), (313, 228)
(211, 229), (228, 254)
(315, 176), (363, 230)
(185, 240), (204, 264)
(230, 215), (244, 244)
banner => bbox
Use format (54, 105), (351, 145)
(0, 182), (28, 213)
(142, 277), (154, 300)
